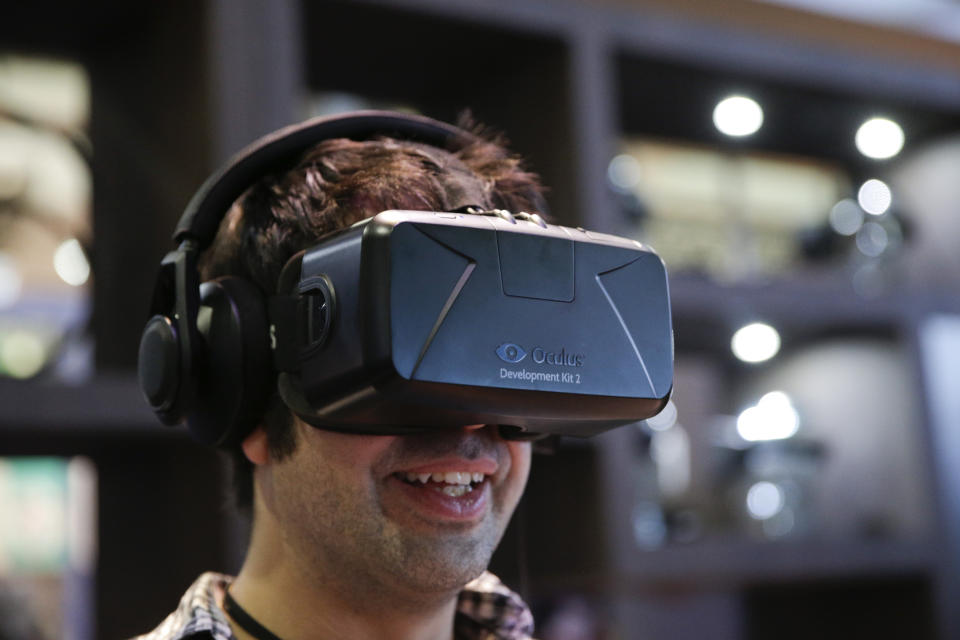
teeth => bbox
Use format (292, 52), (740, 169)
(401, 471), (486, 486)
(442, 485), (470, 497)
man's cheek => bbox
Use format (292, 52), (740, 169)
(506, 442), (532, 500)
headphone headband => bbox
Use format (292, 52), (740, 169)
(174, 110), (474, 248)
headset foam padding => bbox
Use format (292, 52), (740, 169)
(189, 276), (272, 447)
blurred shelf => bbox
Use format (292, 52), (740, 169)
(350, 0), (960, 110)
(615, 538), (939, 589)
(669, 272), (960, 327)
(521, 538), (938, 597)
(0, 374), (170, 436)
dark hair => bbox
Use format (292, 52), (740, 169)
(198, 117), (546, 511)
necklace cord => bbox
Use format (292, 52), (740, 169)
(223, 589), (286, 640)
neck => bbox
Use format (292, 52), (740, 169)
(226, 507), (460, 640)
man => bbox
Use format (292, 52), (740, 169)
(137, 116), (546, 640)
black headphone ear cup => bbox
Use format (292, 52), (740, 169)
(188, 277), (273, 447)
(138, 314), (185, 423)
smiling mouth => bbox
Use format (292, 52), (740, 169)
(395, 471), (489, 497)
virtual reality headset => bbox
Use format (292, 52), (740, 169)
(137, 112), (673, 447)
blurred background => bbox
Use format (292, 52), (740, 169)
(1, 0), (959, 638)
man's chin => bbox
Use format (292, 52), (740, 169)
(386, 532), (496, 595)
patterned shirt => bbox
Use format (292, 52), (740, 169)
(134, 571), (535, 640)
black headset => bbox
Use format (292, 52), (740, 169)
(137, 111), (481, 448)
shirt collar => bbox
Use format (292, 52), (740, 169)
(456, 571), (535, 640)
(137, 572), (235, 640)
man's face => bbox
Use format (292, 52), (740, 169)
(262, 421), (531, 601)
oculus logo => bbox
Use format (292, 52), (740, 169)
(496, 343), (528, 364)
(532, 347), (583, 367)
(496, 342), (585, 367)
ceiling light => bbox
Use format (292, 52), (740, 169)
(713, 96), (764, 137)
(731, 322), (780, 363)
(737, 391), (800, 442)
(855, 117), (904, 160)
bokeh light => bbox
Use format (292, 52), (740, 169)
(53, 239), (90, 287)
(0, 253), (23, 308)
(737, 391), (800, 442)
(713, 95), (764, 137)
(855, 117), (904, 160)
(0, 330), (47, 379)
(747, 481), (786, 520)
(856, 221), (889, 257)
(645, 400), (678, 432)
(857, 179), (892, 216)
(607, 153), (642, 192)
(828, 199), (864, 236)
(731, 322), (781, 363)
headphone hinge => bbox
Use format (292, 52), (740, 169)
(268, 295), (300, 372)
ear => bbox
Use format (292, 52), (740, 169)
(241, 426), (271, 466)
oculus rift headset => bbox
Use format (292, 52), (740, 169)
(137, 111), (673, 448)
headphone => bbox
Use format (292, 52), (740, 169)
(137, 111), (482, 448)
